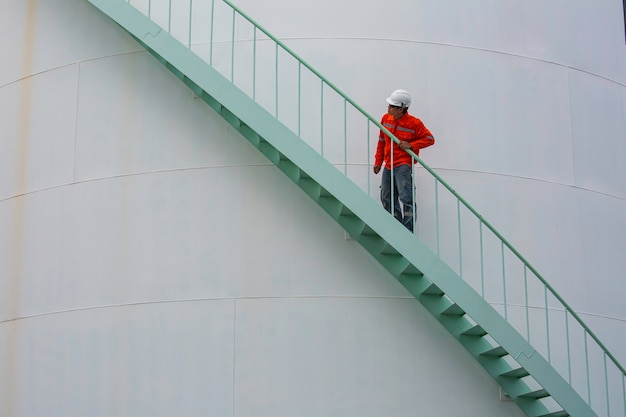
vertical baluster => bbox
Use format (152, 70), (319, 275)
(343, 99), (347, 175)
(585, 331), (591, 405)
(320, 81), (324, 155)
(435, 179), (440, 256)
(622, 373), (626, 416)
(524, 266), (530, 342)
(411, 161), (416, 233)
(501, 242), (507, 320)
(168, 0), (172, 32)
(297, 63), (301, 139)
(604, 353), (610, 417)
(252, 27), (256, 101)
(275, 43), (279, 118)
(209, 0), (214, 65)
(188, 0), (193, 49)
(544, 286), (550, 363)
(230, 9), (235, 82)
(366, 120), (371, 197)
(565, 310), (571, 383)
(479, 221), (484, 296)
(457, 199), (462, 277)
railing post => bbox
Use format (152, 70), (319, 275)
(457, 199), (462, 278)
(501, 242), (507, 320)
(545, 286), (550, 363)
(230, 8), (235, 82)
(188, 0), (193, 48)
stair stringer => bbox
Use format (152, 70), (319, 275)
(84, 1), (597, 416)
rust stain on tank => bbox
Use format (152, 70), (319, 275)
(2, 1), (37, 416)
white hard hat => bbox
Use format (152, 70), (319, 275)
(386, 89), (411, 108)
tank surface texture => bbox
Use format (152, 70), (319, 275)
(1, 0), (624, 417)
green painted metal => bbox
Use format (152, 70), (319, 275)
(82, 1), (625, 417)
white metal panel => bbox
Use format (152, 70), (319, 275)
(570, 70), (626, 198)
(0, 0), (140, 88)
(577, 189), (626, 319)
(0, 300), (235, 417)
(74, 50), (270, 180)
(0, 165), (413, 323)
(1, 0), (625, 416)
(0, 65), (78, 200)
(235, 297), (526, 417)
(239, 0), (626, 82)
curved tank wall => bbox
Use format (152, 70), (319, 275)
(238, 0), (626, 363)
(0, 1), (624, 417)
(0, 1), (525, 416)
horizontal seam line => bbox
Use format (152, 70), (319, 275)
(0, 163), (275, 203)
(0, 50), (147, 90)
(0, 295), (416, 324)
(271, 36), (626, 87)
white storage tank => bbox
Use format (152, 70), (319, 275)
(1, 0), (624, 416)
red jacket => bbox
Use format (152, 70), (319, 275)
(375, 112), (434, 168)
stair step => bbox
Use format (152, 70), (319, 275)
(182, 76), (203, 97)
(442, 303), (465, 316)
(278, 159), (301, 181)
(358, 234), (388, 257)
(396, 274), (432, 299)
(338, 215), (366, 236)
(380, 243), (400, 256)
(338, 204), (354, 217)
(361, 224), (377, 236)
(421, 283), (444, 296)
(378, 254), (411, 278)
(500, 367), (530, 378)
(258, 141), (280, 164)
(219, 106), (241, 128)
(519, 388), (549, 399)
(237, 123), (260, 146)
(400, 263), (422, 277)
(298, 178), (322, 200)
(319, 187), (332, 198)
(537, 411), (569, 417)
(196, 89), (221, 113)
(317, 195), (343, 218)
(481, 346), (508, 357)
(461, 324), (487, 337)
(165, 62), (184, 80)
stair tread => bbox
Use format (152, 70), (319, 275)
(442, 303), (465, 316)
(500, 367), (530, 378)
(519, 388), (549, 399)
(421, 283), (444, 296)
(481, 346), (508, 357)
(461, 324), (487, 337)
(537, 411), (569, 417)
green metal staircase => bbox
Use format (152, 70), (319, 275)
(83, 1), (625, 416)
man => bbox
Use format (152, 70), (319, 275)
(373, 89), (435, 232)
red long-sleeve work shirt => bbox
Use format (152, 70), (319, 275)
(374, 112), (434, 168)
